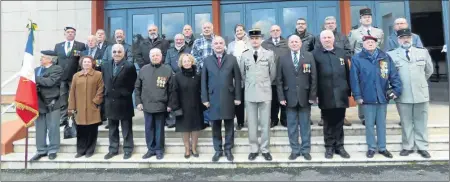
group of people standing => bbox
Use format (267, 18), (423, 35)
(30, 7), (433, 163)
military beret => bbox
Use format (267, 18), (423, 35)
(360, 8), (372, 16)
(64, 26), (76, 31)
(397, 28), (412, 37)
(362, 35), (378, 42)
(41, 50), (57, 56)
(248, 29), (262, 37)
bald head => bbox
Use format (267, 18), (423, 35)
(212, 36), (225, 54)
(320, 30), (335, 49)
(394, 18), (408, 31)
(288, 35), (302, 52)
(270, 25), (282, 39)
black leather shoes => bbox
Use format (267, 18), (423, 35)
(124, 152), (132, 159)
(361, 120), (366, 126)
(212, 152), (223, 162)
(225, 151), (234, 161)
(262, 153), (272, 161)
(288, 153), (300, 160)
(318, 119), (324, 126)
(156, 153), (164, 160)
(270, 122), (277, 128)
(104, 152), (118, 160)
(325, 148), (334, 159)
(142, 151), (155, 159)
(236, 124), (244, 130)
(85, 153), (94, 158)
(167, 124), (176, 128)
(399, 149), (414, 156)
(74, 153), (84, 158)
(248, 153), (258, 161)
(366, 150), (375, 158)
(335, 148), (350, 159)
(303, 153), (312, 160)
(417, 150), (431, 158)
(191, 150), (199, 158)
(48, 153), (57, 160)
(30, 153), (47, 161)
(379, 150), (393, 158)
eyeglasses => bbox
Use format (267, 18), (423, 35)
(113, 51), (122, 54)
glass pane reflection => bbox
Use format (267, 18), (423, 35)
(283, 7), (307, 38)
(132, 14), (155, 40)
(223, 12), (241, 44)
(108, 17), (123, 40)
(250, 9), (276, 39)
(162, 13), (185, 41)
(195, 13), (211, 37)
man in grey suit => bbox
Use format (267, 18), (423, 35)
(387, 28), (433, 158)
(240, 29), (276, 161)
(348, 8), (384, 126)
(30, 50), (63, 161)
(277, 35), (317, 161)
(201, 36), (242, 162)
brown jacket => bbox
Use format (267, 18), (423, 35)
(68, 69), (104, 125)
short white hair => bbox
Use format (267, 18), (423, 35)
(174, 33), (185, 40)
(394, 18), (408, 25)
(320, 30), (334, 38)
(324, 16), (336, 22)
(149, 48), (162, 58)
(111, 44), (124, 52)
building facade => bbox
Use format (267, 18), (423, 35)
(1, 0), (449, 93)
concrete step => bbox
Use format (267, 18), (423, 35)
(26, 124), (449, 138)
(1, 151), (448, 169)
(13, 135), (449, 154)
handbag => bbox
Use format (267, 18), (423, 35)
(63, 115), (77, 139)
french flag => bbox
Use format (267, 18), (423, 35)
(15, 21), (39, 127)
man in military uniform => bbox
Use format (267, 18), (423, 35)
(348, 8), (384, 126)
(387, 28), (433, 158)
(240, 29), (276, 161)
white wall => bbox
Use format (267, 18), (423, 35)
(1, 1), (92, 94)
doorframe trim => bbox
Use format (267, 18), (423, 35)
(92, 0), (105, 34)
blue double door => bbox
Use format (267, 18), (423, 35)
(220, 1), (341, 43)
(105, 5), (212, 45)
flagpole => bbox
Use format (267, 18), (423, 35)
(25, 127), (29, 169)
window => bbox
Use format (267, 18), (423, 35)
(132, 14), (155, 40)
(223, 12), (241, 44)
(194, 13), (211, 37)
(161, 13), (185, 41)
(282, 7), (308, 38)
(250, 9), (276, 39)
(108, 17), (124, 39)
(377, 2), (406, 41)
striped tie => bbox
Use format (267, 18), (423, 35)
(293, 51), (299, 71)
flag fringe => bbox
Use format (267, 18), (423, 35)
(15, 101), (39, 128)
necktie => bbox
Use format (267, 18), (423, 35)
(113, 63), (119, 76)
(38, 67), (45, 76)
(406, 50), (410, 61)
(66, 41), (71, 56)
(274, 39), (279, 45)
(367, 29), (371, 36)
(217, 56), (222, 68)
(88, 48), (92, 56)
(293, 51), (299, 71)
(253, 51), (258, 62)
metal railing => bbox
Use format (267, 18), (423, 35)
(1, 73), (19, 115)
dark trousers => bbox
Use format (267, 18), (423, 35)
(235, 88), (245, 125)
(59, 81), (71, 124)
(212, 119), (234, 152)
(108, 118), (134, 153)
(271, 85), (286, 125)
(320, 109), (346, 119)
(144, 112), (166, 154)
(286, 105), (311, 154)
(76, 123), (99, 155)
(321, 108), (346, 150)
(100, 102), (106, 122)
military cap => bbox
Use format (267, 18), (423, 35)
(397, 28), (412, 37)
(64, 26), (76, 31)
(360, 8), (372, 16)
(41, 50), (57, 56)
(362, 35), (378, 42)
(248, 29), (262, 37)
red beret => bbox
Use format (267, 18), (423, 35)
(362, 35), (378, 42)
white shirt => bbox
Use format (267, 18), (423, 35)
(98, 42), (104, 49)
(253, 47), (262, 55)
(64, 40), (74, 55)
(272, 38), (280, 45)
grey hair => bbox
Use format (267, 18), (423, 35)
(149, 48), (162, 58)
(320, 30), (334, 38)
(324, 16), (337, 22)
(111, 44), (124, 57)
(174, 33), (185, 40)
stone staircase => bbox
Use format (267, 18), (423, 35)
(1, 123), (449, 169)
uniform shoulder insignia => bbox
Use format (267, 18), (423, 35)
(242, 49), (250, 52)
(416, 46), (426, 49)
(351, 25), (359, 30)
(373, 26), (379, 28)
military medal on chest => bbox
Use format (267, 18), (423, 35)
(340, 58), (345, 65)
(303, 63), (311, 73)
(379, 60), (388, 79)
(157, 76), (167, 88)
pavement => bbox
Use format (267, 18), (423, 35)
(1, 164), (449, 181)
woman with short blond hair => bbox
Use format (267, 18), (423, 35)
(174, 53), (206, 158)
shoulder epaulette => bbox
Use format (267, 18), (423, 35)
(242, 49), (250, 53)
(416, 46), (426, 49)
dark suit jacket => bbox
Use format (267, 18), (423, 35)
(97, 41), (110, 59)
(35, 64), (63, 113)
(81, 47), (103, 71)
(102, 58), (137, 120)
(135, 37), (170, 68)
(201, 53), (241, 120)
(54, 41), (86, 81)
(277, 50), (317, 108)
